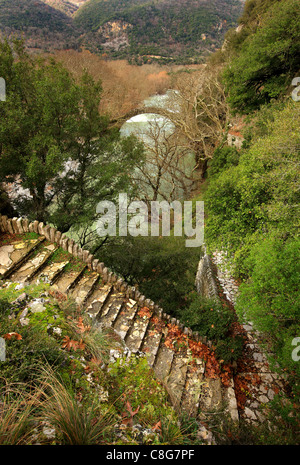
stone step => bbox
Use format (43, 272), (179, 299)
(86, 284), (113, 319)
(153, 343), (174, 384)
(198, 377), (223, 419)
(166, 354), (189, 408)
(113, 298), (139, 341)
(140, 325), (164, 367)
(98, 292), (125, 327)
(10, 243), (57, 283)
(70, 271), (100, 305)
(52, 264), (87, 294)
(125, 307), (153, 353)
(0, 226), (239, 424)
(34, 259), (69, 285)
(0, 236), (45, 279)
(85, 281), (112, 308)
(180, 364), (205, 417)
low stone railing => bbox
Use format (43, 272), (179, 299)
(0, 213), (240, 422)
(195, 253), (220, 301)
(0, 214), (213, 348)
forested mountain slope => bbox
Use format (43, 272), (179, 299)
(0, 0), (244, 62)
(75, 0), (244, 61)
(0, 0), (79, 50)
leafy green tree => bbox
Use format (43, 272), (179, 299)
(0, 39), (144, 244)
(223, 0), (300, 113)
(204, 101), (300, 273)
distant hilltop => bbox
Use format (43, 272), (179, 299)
(0, 0), (243, 63)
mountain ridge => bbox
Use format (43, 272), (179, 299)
(0, 0), (244, 62)
(75, 0), (243, 61)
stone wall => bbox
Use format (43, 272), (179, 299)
(0, 214), (211, 347)
(195, 252), (220, 301)
(0, 214), (242, 423)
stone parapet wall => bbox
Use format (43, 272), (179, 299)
(195, 252), (220, 301)
(0, 213), (242, 424)
(0, 214), (212, 348)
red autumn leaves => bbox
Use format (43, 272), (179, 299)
(2, 332), (22, 340)
(61, 316), (91, 352)
(148, 311), (233, 386)
(121, 399), (162, 432)
(138, 307), (152, 319)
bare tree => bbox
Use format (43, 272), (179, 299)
(131, 116), (196, 203)
(158, 66), (230, 178)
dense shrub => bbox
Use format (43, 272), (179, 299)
(236, 236), (300, 394)
(208, 145), (240, 178)
(179, 295), (244, 363)
(223, 0), (300, 112)
(0, 298), (67, 386)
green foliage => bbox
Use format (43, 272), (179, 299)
(179, 294), (243, 363)
(97, 234), (199, 315)
(0, 299), (67, 386)
(0, 279), (184, 445)
(223, 0), (300, 113)
(0, 387), (38, 445)
(204, 100), (300, 399)
(38, 366), (114, 445)
(108, 353), (182, 443)
(0, 39), (144, 237)
(0, 281), (50, 302)
(241, 100), (286, 148)
(75, 0), (243, 60)
(236, 236), (300, 385)
(261, 393), (300, 444)
(238, 0), (280, 29)
(27, 303), (65, 334)
(108, 354), (170, 415)
(204, 101), (300, 265)
(208, 145), (240, 178)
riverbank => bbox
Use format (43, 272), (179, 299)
(46, 50), (205, 119)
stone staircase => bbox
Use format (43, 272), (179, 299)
(0, 215), (239, 423)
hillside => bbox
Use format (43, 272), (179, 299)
(0, 0), (244, 62)
(74, 0), (244, 62)
(39, 0), (80, 17)
(1, 0), (299, 447)
(0, 0), (80, 50)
